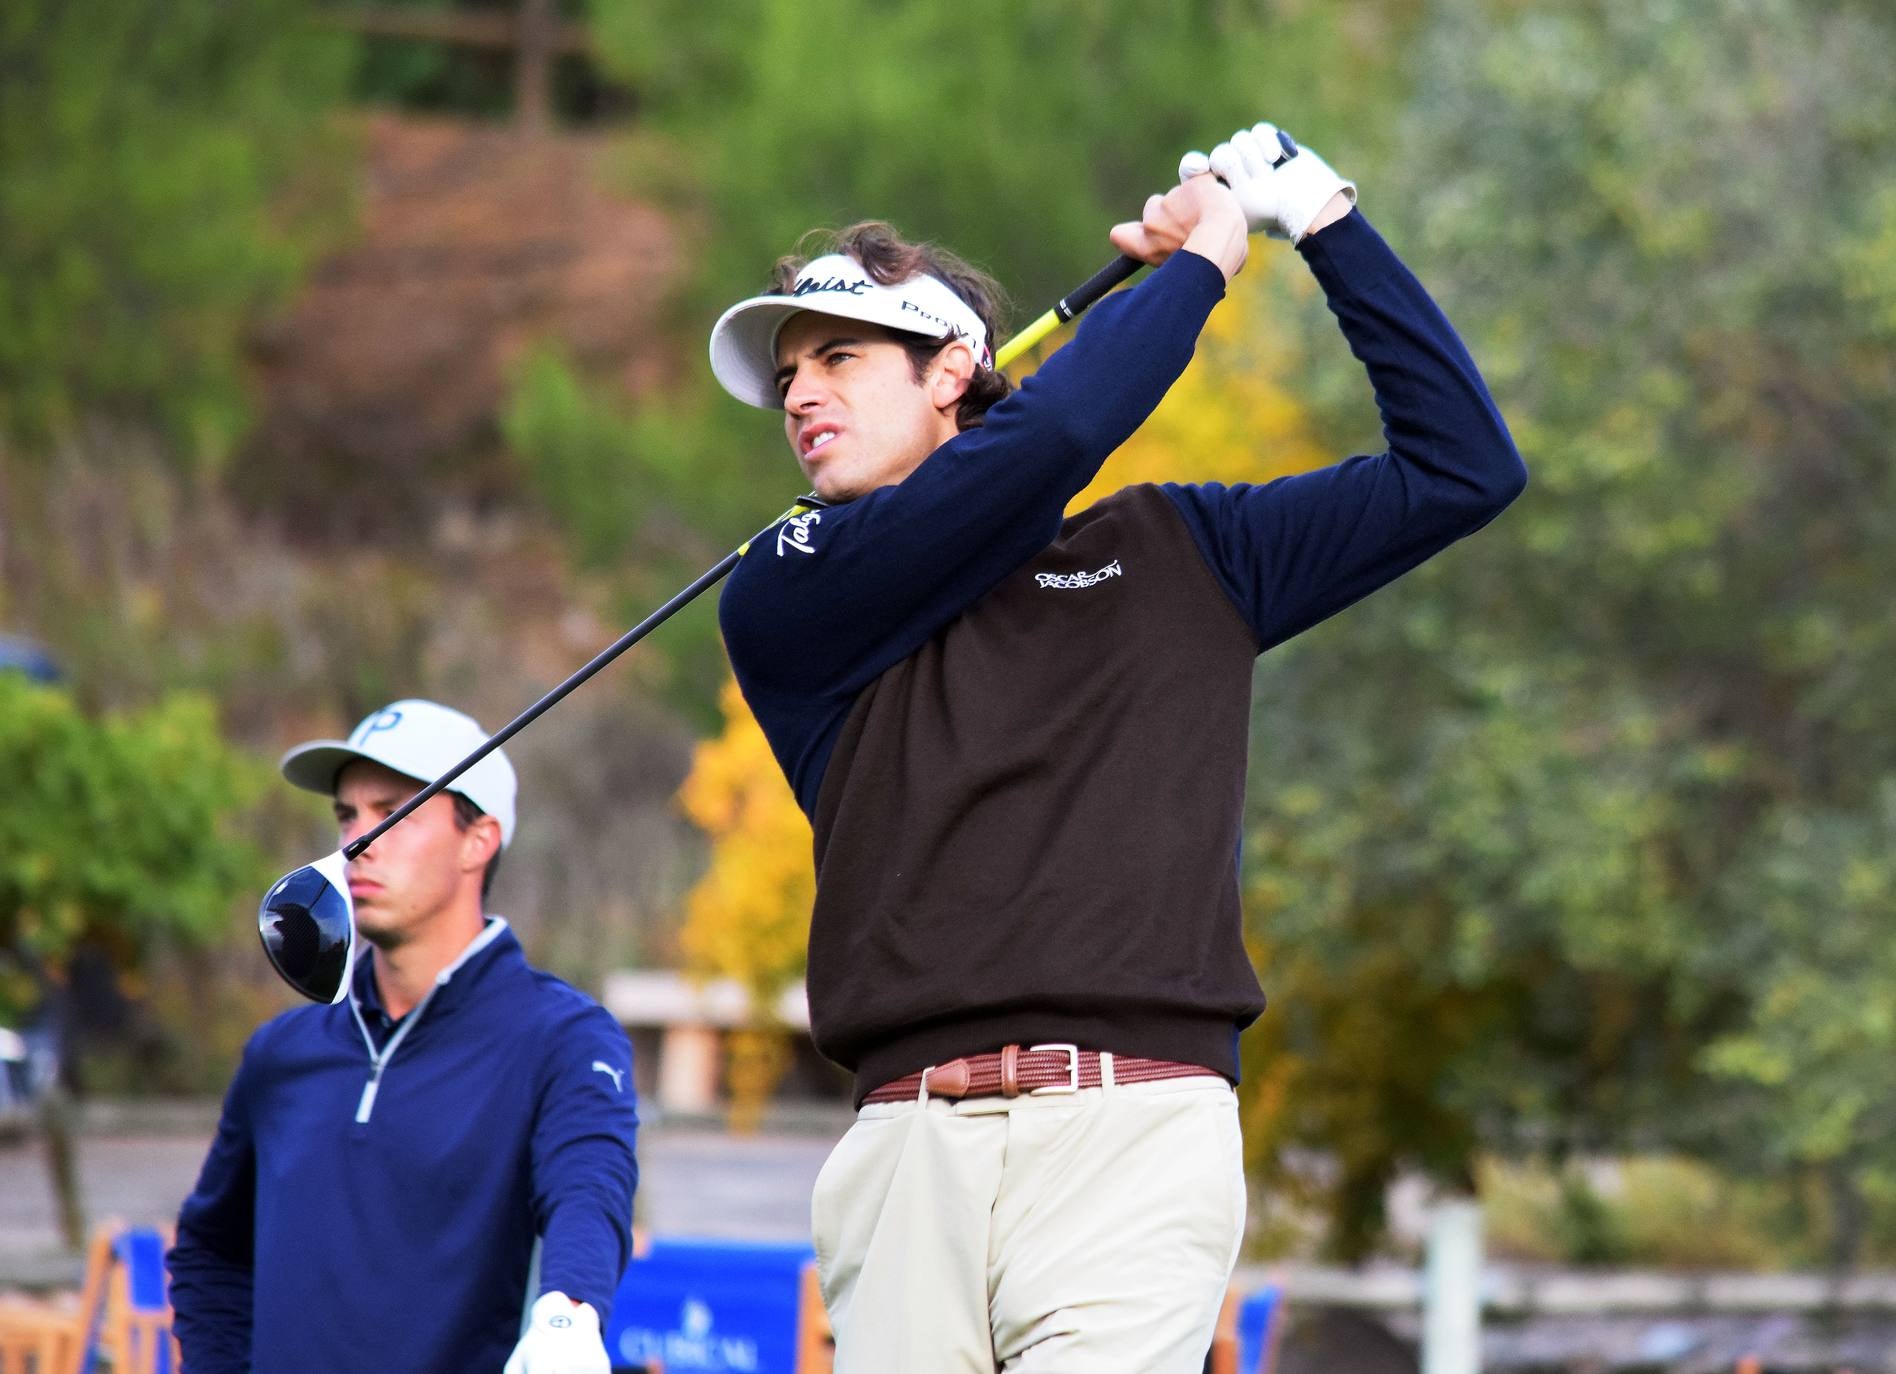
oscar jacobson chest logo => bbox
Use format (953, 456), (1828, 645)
(1036, 558), (1123, 591)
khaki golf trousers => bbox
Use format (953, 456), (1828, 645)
(812, 1063), (1245, 1372)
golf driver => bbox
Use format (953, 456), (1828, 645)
(259, 245), (1174, 1004)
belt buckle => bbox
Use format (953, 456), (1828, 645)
(1028, 1043), (1079, 1095)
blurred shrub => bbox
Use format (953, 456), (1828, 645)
(0, 0), (354, 463)
(596, 0), (1407, 317)
(505, 347), (660, 570)
(502, 344), (781, 724)
(1475, 1155), (1896, 1271)
(0, 677), (272, 1025)
(1238, 0), (1896, 1261)
(503, 344), (769, 566)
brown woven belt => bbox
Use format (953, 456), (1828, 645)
(861, 1044), (1218, 1105)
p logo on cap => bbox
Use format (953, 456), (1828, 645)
(350, 710), (404, 746)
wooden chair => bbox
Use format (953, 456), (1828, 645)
(0, 1304), (82, 1374)
(794, 1260), (834, 1374)
(0, 1221), (118, 1374)
(1205, 1285), (1243, 1374)
(101, 1311), (178, 1374)
(96, 1224), (179, 1374)
(1210, 1281), (1284, 1374)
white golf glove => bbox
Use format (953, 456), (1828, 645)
(1178, 122), (1356, 244)
(504, 1291), (611, 1374)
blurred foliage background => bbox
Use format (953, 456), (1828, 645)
(2, 0), (1893, 1267)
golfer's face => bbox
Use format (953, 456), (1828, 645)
(775, 313), (950, 501)
(333, 760), (476, 949)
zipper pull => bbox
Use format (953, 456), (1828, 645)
(356, 1064), (384, 1124)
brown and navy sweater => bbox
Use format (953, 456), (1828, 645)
(719, 212), (1527, 1102)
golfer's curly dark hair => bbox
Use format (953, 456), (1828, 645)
(768, 222), (1013, 430)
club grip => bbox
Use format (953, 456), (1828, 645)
(1055, 255), (1143, 323)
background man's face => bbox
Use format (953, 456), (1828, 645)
(775, 313), (956, 502)
(333, 759), (478, 950)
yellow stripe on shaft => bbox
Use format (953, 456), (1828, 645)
(996, 309), (1062, 372)
(739, 501), (819, 556)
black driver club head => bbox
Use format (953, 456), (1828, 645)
(258, 851), (356, 1004)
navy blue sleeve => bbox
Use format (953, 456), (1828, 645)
(168, 1031), (263, 1374)
(721, 249), (1225, 806)
(530, 1003), (640, 1320)
(1162, 210), (1526, 651)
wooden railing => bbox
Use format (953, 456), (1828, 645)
(320, 1), (600, 131)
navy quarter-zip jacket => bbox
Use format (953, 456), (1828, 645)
(719, 212), (1528, 1101)
(168, 921), (639, 1373)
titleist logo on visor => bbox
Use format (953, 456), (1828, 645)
(791, 275), (873, 298)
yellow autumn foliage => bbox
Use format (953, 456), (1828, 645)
(676, 677), (814, 1004)
(1068, 249), (1330, 509)
(675, 678), (814, 1127)
(676, 253), (1338, 1117)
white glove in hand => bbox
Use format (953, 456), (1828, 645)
(1178, 122), (1356, 244)
(504, 1291), (611, 1374)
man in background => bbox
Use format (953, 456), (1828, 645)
(169, 698), (639, 1373)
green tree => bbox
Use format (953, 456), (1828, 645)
(0, 0), (353, 462)
(0, 676), (269, 1019)
(0, 675), (271, 1244)
(598, 0), (1408, 318)
(1236, 0), (1896, 1259)
(1701, 788), (1896, 1264)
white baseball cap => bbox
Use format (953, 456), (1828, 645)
(279, 699), (518, 849)
(708, 253), (993, 410)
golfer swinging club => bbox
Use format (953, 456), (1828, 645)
(709, 122), (1525, 1370)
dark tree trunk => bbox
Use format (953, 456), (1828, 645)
(27, 967), (87, 1251)
(39, 1080), (86, 1251)
(1825, 1160), (1865, 1273)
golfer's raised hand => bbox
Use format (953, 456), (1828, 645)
(1178, 122), (1355, 244)
(1110, 174), (1249, 282)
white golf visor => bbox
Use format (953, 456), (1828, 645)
(708, 253), (993, 410)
